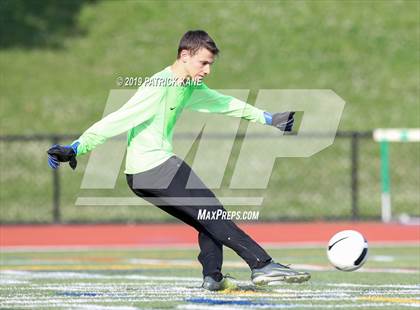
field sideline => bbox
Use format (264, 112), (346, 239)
(1, 222), (419, 248)
(1, 222), (419, 309)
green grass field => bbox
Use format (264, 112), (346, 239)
(1, 1), (418, 133)
(0, 0), (419, 223)
(1, 245), (419, 309)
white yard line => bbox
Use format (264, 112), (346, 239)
(1, 269), (419, 309)
(325, 283), (420, 289)
(0, 270), (203, 281)
(1, 257), (419, 274)
(123, 258), (420, 274)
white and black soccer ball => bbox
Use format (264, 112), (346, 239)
(327, 230), (368, 271)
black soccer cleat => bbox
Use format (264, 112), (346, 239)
(201, 275), (237, 291)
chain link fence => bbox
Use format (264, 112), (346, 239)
(0, 132), (418, 224)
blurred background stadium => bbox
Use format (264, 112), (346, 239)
(0, 0), (418, 224)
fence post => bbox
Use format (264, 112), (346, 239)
(51, 136), (61, 223)
(379, 140), (392, 222)
(350, 132), (359, 220)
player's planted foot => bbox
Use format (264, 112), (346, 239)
(251, 261), (311, 285)
(201, 274), (237, 291)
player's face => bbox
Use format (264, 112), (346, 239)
(182, 48), (215, 82)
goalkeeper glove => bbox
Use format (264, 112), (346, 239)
(47, 142), (79, 170)
(264, 111), (295, 132)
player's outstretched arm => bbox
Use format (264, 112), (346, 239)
(185, 85), (265, 123)
(46, 85), (162, 169)
(186, 84), (295, 131)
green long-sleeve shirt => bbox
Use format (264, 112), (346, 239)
(74, 66), (267, 174)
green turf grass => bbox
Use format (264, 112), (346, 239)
(1, 245), (419, 309)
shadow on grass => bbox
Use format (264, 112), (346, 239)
(0, 0), (96, 49)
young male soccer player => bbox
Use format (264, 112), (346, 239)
(47, 30), (310, 290)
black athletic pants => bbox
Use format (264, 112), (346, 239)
(126, 156), (272, 281)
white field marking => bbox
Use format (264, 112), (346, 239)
(295, 264), (419, 274)
(4, 289), (363, 300)
(1, 271), (419, 308)
(2, 281), (419, 309)
(3, 257), (243, 269)
(56, 286), (420, 299)
(67, 306), (139, 310)
(7, 280), (417, 292)
(371, 255), (395, 262)
(0, 279), (28, 285)
(1, 259), (86, 265)
(125, 259), (331, 271)
(123, 258), (419, 274)
(0, 304), (139, 309)
(2, 276), (418, 298)
(1, 257), (419, 277)
(266, 288), (415, 294)
(260, 288), (420, 298)
(3, 255), (418, 274)
(3, 290), (364, 301)
(2, 241), (419, 252)
(1, 298), (186, 304)
(268, 289), (420, 298)
(8, 256), (416, 274)
(1, 294), (190, 301)
(362, 291), (420, 295)
(127, 258), (202, 266)
(0, 270), (203, 282)
(0, 299), (140, 310)
(355, 267), (419, 274)
(3, 275), (416, 295)
(325, 283), (420, 289)
(0, 300), (147, 308)
(3, 294), (417, 305)
(2, 296), (418, 305)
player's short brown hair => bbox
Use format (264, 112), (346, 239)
(177, 30), (219, 58)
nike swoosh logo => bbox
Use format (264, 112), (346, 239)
(170, 107), (176, 110)
(328, 237), (348, 250)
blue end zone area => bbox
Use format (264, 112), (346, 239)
(186, 297), (271, 306)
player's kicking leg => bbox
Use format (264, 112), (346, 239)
(126, 156), (310, 289)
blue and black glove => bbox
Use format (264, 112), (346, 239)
(264, 111), (295, 132)
(47, 142), (79, 170)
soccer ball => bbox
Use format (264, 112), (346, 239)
(327, 230), (368, 271)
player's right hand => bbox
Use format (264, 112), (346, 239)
(272, 112), (295, 132)
(47, 142), (79, 170)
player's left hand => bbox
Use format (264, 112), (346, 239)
(47, 142), (79, 170)
(265, 111), (295, 132)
